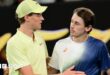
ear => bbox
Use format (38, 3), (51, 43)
(24, 15), (30, 22)
(85, 25), (92, 32)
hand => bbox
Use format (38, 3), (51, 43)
(62, 66), (86, 75)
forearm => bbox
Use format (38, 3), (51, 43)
(46, 57), (51, 67)
(47, 57), (62, 75)
(47, 66), (59, 74)
(46, 57), (59, 74)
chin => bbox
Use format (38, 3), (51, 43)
(37, 27), (41, 30)
(38, 27), (41, 30)
(33, 28), (40, 31)
(71, 34), (78, 37)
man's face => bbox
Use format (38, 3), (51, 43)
(26, 13), (44, 30)
(70, 13), (90, 38)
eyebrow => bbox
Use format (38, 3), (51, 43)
(32, 13), (42, 15)
(71, 19), (80, 25)
(28, 13), (42, 16)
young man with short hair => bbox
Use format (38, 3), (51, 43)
(48, 7), (110, 75)
(6, 0), (48, 75)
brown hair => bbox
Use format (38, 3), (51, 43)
(73, 7), (95, 33)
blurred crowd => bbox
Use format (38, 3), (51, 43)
(0, 0), (98, 7)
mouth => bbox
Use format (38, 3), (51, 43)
(70, 29), (76, 36)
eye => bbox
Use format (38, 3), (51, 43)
(75, 21), (80, 25)
(36, 13), (42, 16)
(33, 13), (42, 17)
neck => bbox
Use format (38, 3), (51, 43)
(19, 23), (34, 39)
(71, 34), (89, 43)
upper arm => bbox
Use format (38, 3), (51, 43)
(19, 65), (35, 75)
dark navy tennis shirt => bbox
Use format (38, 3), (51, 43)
(74, 36), (110, 75)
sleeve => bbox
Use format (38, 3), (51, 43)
(48, 42), (60, 70)
(6, 42), (30, 71)
(98, 43), (110, 71)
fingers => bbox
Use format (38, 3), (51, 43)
(63, 66), (86, 75)
(72, 71), (86, 75)
(66, 66), (75, 71)
(73, 71), (85, 74)
(63, 69), (86, 75)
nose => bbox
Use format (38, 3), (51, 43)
(70, 23), (75, 28)
(41, 15), (44, 21)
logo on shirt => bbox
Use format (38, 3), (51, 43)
(39, 43), (43, 46)
(63, 48), (68, 52)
